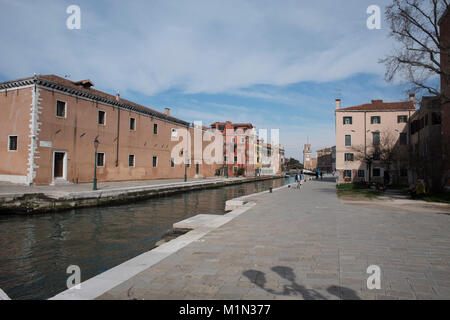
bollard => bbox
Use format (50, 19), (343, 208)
(269, 187), (273, 193)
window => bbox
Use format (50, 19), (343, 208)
(344, 153), (354, 161)
(399, 132), (407, 145)
(234, 156), (238, 163)
(372, 132), (380, 145)
(170, 158), (175, 168)
(345, 135), (351, 147)
(96, 152), (105, 167)
(233, 166), (238, 173)
(186, 158), (191, 168)
(343, 116), (352, 125)
(56, 100), (66, 118)
(153, 123), (158, 134)
(128, 154), (135, 167)
(171, 128), (177, 138)
(8, 135), (18, 151)
(400, 169), (408, 177)
(373, 168), (381, 177)
(152, 156), (158, 167)
(358, 170), (365, 178)
(398, 115), (408, 123)
(343, 170), (352, 178)
(98, 110), (106, 125)
(371, 116), (381, 124)
(129, 118), (136, 130)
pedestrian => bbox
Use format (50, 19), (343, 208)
(320, 171), (323, 180)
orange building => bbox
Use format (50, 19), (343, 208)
(210, 121), (255, 177)
(0, 75), (220, 185)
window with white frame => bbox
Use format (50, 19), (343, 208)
(56, 100), (66, 118)
(8, 135), (18, 151)
(128, 154), (135, 167)
(98, 110), (106, 125)
(96, 152), (105, 167)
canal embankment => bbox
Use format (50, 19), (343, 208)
(0, 175), (282, 214)
(50, 182), (291, 300)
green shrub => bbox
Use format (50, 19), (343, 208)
(237, 168), (245, 176)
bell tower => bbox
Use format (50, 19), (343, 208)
(303, 144), (311, 169)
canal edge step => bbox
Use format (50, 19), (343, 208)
(49, 202), (256, 300)
(0, 175), (283, 214)
(49, 179), (290, 300)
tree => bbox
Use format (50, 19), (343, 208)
(352, 130), (408, 183)
(381, 0), (450, 100)
(286, 158), (303, 170)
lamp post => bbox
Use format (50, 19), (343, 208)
(93, 138), (99, 190)
(184, 157), (187, 182)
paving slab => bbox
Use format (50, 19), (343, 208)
(87, 177), (450, 300)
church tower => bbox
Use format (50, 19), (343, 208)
(303, 144), (312, 169)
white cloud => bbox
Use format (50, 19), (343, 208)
(0, 0), (394, 95)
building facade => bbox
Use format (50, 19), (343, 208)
(335, 97), (415, 184)
(439, 8), (450, 189)
(409, 96), (443, 190)
(316, 147), (335, 173)
(0, 75), (220, 185)
(210, 121), (255, 177)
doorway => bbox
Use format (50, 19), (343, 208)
(53, 151), (67, 181)
(195, 163), (200, 175)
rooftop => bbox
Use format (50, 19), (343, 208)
(337, 99), (416, 112)
(0, 74), (190, 126)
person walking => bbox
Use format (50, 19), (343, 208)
(320, 171), (323, 180)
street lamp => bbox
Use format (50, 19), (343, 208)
(93, 137), (99, 191)
(184, 156), (187, 182)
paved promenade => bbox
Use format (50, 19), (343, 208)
(98, 177), (450, 300)
(0, 177), (224, 195)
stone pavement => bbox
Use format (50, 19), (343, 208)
(0, 177), (226, 195)
(98, 177), (450, 300)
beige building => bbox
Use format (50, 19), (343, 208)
(335, 97), (415, 184)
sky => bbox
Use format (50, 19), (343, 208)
(0, 0), (413, 159)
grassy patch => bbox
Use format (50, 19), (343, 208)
(336, 183), (381, 200)
(422, 191), (450, 204)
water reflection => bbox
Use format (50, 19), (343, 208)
(0, 177), (293, 300)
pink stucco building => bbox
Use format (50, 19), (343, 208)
(335, 97), (416, 184)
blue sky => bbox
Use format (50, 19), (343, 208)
(0, 0), (413, 158)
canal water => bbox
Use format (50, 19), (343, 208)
(0, 177), (294, 300)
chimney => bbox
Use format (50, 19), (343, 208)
(115, 92), (120, 102)
(164, 107), (170, 116)
(335, 99), (341, 109)
(409, 93), (415, 104)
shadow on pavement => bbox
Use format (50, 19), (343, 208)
(243, 266), (360, 300)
